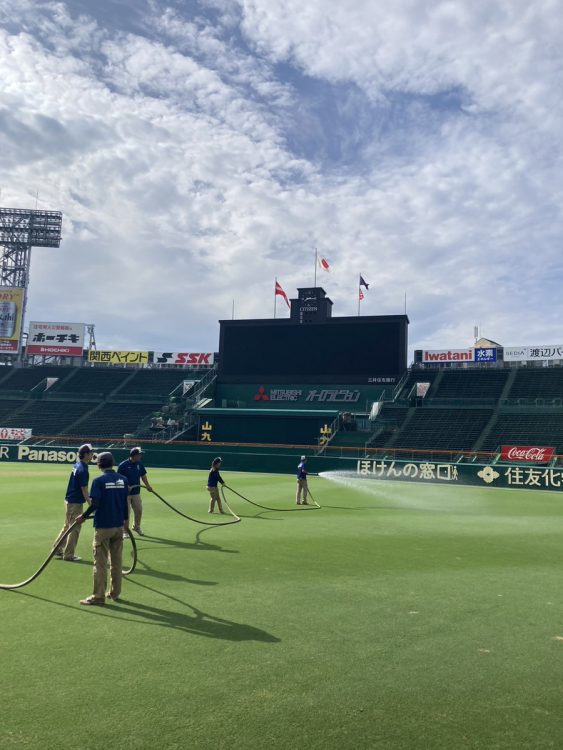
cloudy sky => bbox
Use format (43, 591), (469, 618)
(1, 0), (562, 356)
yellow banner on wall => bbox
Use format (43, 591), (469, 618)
(88, 350), (149, 365)
(0, 287), (25, 353)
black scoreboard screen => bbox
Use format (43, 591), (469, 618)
(218, 315), (408, 384)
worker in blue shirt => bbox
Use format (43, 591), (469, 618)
(55, 443), (93, 561)
(296, 455), (309, 505)
(207, 457), (226, 514)
(118, 446), (153, 536)
(77, 451), (129, 606)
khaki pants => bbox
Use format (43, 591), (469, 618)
(56, 502), (84, 558)
(208, 486), (223, 513)
(296, 479), (308, 504)
(128, 494), (142, 528)
(92, 527), (124, 601)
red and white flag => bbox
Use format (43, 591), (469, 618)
(275, 280), (290, 308)
(359, 288), (364, 301)
(317, 256), (330, 272)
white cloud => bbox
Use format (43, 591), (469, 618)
(0, 0), (562, 358)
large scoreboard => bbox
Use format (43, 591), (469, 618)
(218, 314), (409, 385)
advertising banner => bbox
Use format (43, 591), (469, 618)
(474, 347), (497, 363)
(503, 346), (563, 362)
(421, 349), (474, 363)
(27, 321), (85, 356)
(154, 352), (214, 366)
(500, 446), (555, 463)
(0, 286), (25, 353)
(0, 427), (32, 440)
(88, 350), (149, 365)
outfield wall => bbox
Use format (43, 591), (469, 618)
(1, 443), (562, 493)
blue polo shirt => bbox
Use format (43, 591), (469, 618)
(207, 469), (224, 488)
(297, 462), (307, 480)
(117, 459), (147, 496)
(65, 461), (89, 503)
(88, 471), (129, 529)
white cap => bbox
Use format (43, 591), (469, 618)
(300, 455), (306, 460)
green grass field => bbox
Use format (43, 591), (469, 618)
(2, 464), (563, 749)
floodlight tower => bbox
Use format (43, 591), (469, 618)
(0, 207), (63, 357)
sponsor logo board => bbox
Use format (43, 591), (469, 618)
(501, 445), (555, 463)
(0, 427), (32, 440)
(27, 321), (85, 356)
(88, 350), (149, 365)
(154, 352), (214, 366)
(503, 346), (563, 362)
(254, 386), (361, 403)
(422, 349), (474, 363)
(0, 287), (25, 353)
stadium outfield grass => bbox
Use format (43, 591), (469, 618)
(2, 464), (563, 749)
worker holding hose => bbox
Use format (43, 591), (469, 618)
(55, 443), (93, 562)
(296, 455), (309, 505)
(77, 451), (129, 606)
(208, 457), (226, 514)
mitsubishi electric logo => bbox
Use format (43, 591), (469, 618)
(252, 387), (361, 403)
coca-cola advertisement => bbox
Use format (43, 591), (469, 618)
(501, 445), (556, 463)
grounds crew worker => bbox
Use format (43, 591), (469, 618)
(55, 443), (93, 561)
(296, 455), (309, 505)
(208, 457), (226, 514)
(118, 447), (153, 536)
(77, 451), (129, 606)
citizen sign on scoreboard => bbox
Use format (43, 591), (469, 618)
(27, 321), (85, 356)
(154, 352), (214, 365)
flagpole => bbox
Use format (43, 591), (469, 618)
(358, 273), (361, 316)
(274, 278), (277, 319)
(232, 299), (235, 320)
(314, 247), (317, 287)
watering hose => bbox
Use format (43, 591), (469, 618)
(0, 521), (137, 590)
(147, 487), (241, 527)
(224, 484), (321, 512)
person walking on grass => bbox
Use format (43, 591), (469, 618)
(77, 452), (129, 606)
(55, 443), (93, 562)
(208, 457), (226, 514)
(118, 446), (153, 536)
(296, 455), (309, 505)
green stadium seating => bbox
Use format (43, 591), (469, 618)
(392, 408), (493, 451)
(481, 413), (563, 453)
(433, 370), (509, 400)
(508, 368), (563, 401)
(2, 400), (93, 436)
(124, 369), (192, 397)
(0, 366), (75, 391)
(66, 401), (164, 438)
(54, 368), (132, 395)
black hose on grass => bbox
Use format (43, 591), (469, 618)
(147, 487), (241, 527)
(224, 484), (321, 512)
(0, 522), (137, 590)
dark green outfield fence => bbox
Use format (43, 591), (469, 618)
(1, 442), (563, 493)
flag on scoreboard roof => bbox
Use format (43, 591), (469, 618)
(360, 275), (369, 290)
(317, 256), (330, 272)
(275, 279), (290, 308)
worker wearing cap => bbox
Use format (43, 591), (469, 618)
(55, 443), (93, 561)
(77, 451), (129, 606)
(207, 457), (226, 514)
(296, 455), (309, 505)
(118, 447), (153, 536)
